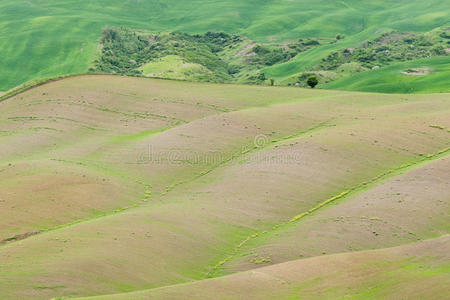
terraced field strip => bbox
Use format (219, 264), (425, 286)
(206, 147), (450, 277)
(0, 117), (332, 249)
(163, 119), (335, 195)
(0, 74), (87, 103)
(0, 154), (156, 249)
(72, 235), (450, 300)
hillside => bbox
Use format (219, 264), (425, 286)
(0, 75), (448, 299)
(321, 56), (450, 93)
(74, 236), (450, 300)
(89, 26), (449, 88)
(0, 0), (449, 92)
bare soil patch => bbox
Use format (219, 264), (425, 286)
(402, 67), (432, 76)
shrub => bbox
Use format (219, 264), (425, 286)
(307, 76), (319, 88)
(257, 72), (266, 81)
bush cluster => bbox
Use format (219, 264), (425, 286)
(315, 29), (449, 71)
(93, 27), (241, 81)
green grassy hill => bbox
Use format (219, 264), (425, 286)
(0, 75), (449, 299)
(321, 56), (450, 93)
(0, 0), (449, 91)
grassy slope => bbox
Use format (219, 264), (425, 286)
(321, 56), (450, 93)
(140, 55), (211, 80)
(0, 75), (318, 241)
(0, 76), (449, 299)
(74, 236), (450, 300)
(222, 153), (450, 275)
(0, 0), (449, 91)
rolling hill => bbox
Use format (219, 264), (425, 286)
(0, 75), (448, 299)
(1, 1), (449, 299)
(321, 56), (450, 93)
(74, 236), (450, 300)
(0, 0), (449, 92)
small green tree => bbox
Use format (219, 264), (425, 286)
(269, 78), (275, 86)
(257, 72), (266, 82)
(306, 76), (318, 88)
